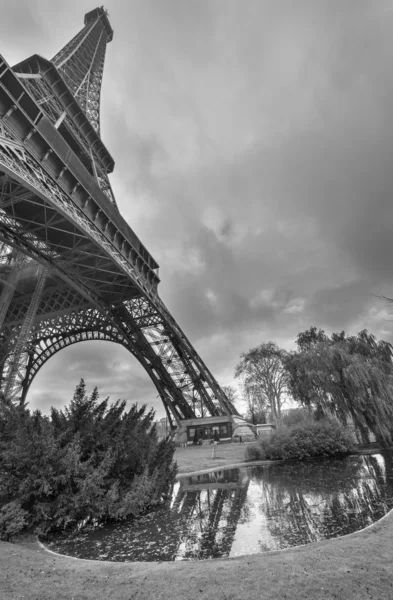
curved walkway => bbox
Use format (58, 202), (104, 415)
(1, 506), (392, 599)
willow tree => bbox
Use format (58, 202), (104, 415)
(285, 328), (393, 446)
(235, 342), (289, 427)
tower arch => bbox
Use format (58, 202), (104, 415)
(25, 334), (178, 429)
(0, 7), (240, 429)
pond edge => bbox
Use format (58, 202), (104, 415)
(37, 505), (393, 564)
(38, 450), (393, 564)
(176, 447), (385, 479)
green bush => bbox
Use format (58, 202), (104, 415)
(257, 420), (354, 461)
(0, 380), (177, 540)
(244, 444), (266, 462)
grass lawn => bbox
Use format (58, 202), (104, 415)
(1, 509), (392, 599)
(175, 441), (251, 474)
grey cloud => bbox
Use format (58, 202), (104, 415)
(306, 281), (375, 332)
(28, 341), (160, 415)
(4, 0), (393, 416)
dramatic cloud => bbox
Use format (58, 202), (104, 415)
(3, 0), (393, 416)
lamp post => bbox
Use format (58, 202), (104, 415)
(192, 386), (197, 416)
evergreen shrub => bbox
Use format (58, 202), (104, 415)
(0, 381), (177, 541)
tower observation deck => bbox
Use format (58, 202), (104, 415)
(0, 7), (241, 433)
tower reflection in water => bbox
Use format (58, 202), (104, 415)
(45, 453), (393, 561)
(172, 468), (250, 560)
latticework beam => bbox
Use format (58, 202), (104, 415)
(0, 249), (26, 329)
(51, 7), (112, 134)
(3, 264), (47, 399)
(0, 8), (240, 424)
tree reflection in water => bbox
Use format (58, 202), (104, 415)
(45, 452), (393, 561)
(251, 452), (393, 551)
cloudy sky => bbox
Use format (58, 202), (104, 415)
(2, 0), (393, 418)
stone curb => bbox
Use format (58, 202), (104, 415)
(176, 459), (282, 479)
(176, 447), (386, 479)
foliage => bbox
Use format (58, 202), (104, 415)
(244, 443), (266, 462)
(237, 380), (267, 425)
(222, 382), (267, 424)
(235, 342), (289, 427)
(255, 420), (354, 461)
(282, 408), (311, 428)
(284, 328), (393, 447)
(222, 385), (238, 409)
(0, 380), (177, 541)
(244, 405), (267, 425)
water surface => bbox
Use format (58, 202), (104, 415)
(45, 452), (393, 561)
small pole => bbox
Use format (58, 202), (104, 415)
(211, 443), (216, 460)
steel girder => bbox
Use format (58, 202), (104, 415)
(0, 13), (240, 424)
(0, 290), (179, 426)
(51, 7), (112, 135)
(0, 286), (198, 426)
(0, 131), (238, 421)
(0, 250), (26, 328)
(3, 264), (47, 398)
(19, 74), (116, 205)
(0, 270), (237, 423)
(0, 99), (159, 298)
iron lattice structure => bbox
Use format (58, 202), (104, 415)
(0, 7), (239, 429)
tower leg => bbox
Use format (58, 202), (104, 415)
(0, 250), (26, 331)
(3, 264), (47, 401)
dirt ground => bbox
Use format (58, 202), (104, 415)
(175, 441), (252, 474)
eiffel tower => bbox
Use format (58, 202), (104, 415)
(0, 7), (244, 435)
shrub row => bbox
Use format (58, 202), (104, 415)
(245, 419), (354, 462)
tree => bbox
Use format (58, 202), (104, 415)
(0, 380), (177, 540)
(241, 380), (267, 424)
(285, 328), (393, 446)
(296, 326), (329, 351)
(222, 384), (266, 424)
(222, 385), (238, 407)
(235, 342), (289, 427)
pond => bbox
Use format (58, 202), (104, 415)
(44, 451), (393, 562)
